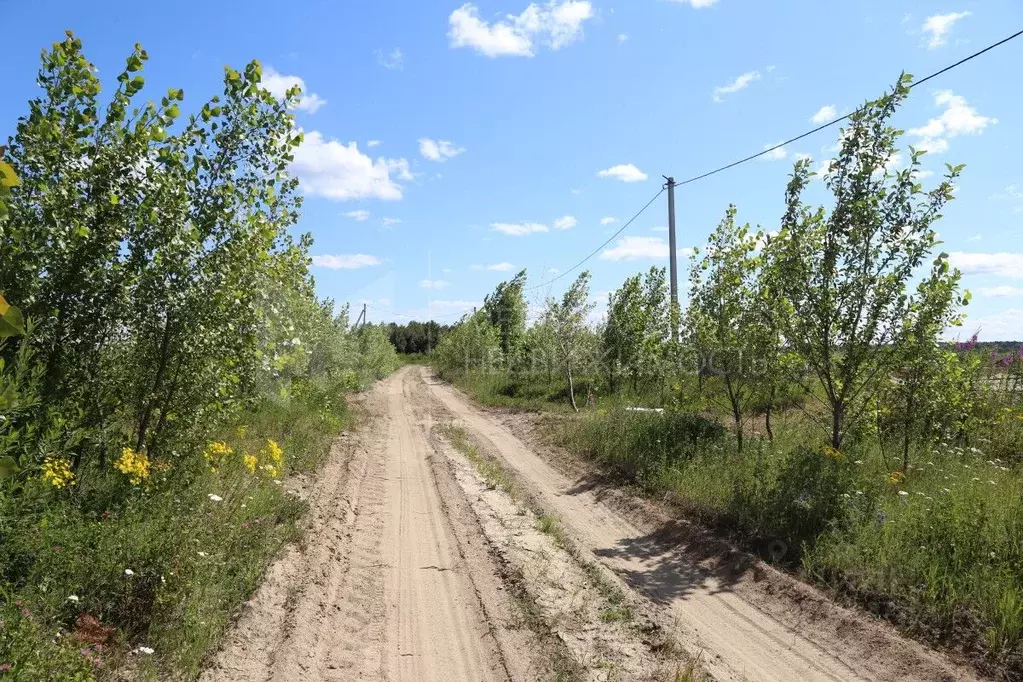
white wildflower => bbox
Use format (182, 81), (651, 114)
(124, 568), (135, 576)
(67, 595), (80, 603)
(208, 494), (223, 502)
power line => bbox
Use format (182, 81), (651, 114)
(525, 187), (665, 292)
(676, 28), (1023, 186)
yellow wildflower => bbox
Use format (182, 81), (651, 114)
(264, 439), (284, 467)
(203, 441), (232, 464)
(243, 453), (258, 473)
(41, 457), (76, 489)
(114, 447), (151, 485)
(888, 470), (905, 485)
(823, 446), (845, 462)
(260, 463), (279, 479)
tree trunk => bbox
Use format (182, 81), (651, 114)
(831, 401), (844, 450)
(136, 317), (174, 451)
(764, 384), (775, 442)
(567, 364), (578, 412)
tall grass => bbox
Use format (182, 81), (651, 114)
(0, 375), (357, 680)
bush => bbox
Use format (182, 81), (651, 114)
(553, 407), (724, 483)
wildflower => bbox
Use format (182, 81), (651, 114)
(67, 595), (80, 603)
(0, 664), (11, 672)
(260, 463), (279, 479)
(823, 446), (844, 461)
(243, 453), (258, 473)
(989, 480), (996, 485)
(134, 646), (155, 655)
(203, 441), (233, 464)
(41, 456), (76, 489)
(208, 494), (223, 502)
(264, 439), (284, 467)
(124, 569), (134, 576)
(888, 471), (905, 485)
(114, 447), (151, 485)
(198, 551), (207, 557)
(898, 490), (909, 497)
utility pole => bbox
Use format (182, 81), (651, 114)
(355, 303), (367, 328)
(664, 175), (678, 337)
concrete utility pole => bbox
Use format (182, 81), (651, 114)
(664, 176), (679, 336)
(355, 303), (367, 328)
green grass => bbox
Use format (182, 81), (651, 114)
(0, 378), (355, 680)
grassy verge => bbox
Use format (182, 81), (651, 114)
(0, 377), (357, 680)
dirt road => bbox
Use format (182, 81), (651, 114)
(203, 367), (980, 682)
(202, 369), (526, 682)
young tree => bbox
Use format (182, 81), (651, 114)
(482, 269), (527, 369)
(774, 75), (962, 449)
(638, 267), (670, 395)
(544, 272), (595, 412)
(685, 206), (763, 450)
(433, 311), (501, 378)
(886, 259), (969, 469)
(602, 274), (644, 392)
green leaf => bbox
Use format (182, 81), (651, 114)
(0, 457), (19, 480)
(0, 160), (20, 187)
(109, 193), (119, 205)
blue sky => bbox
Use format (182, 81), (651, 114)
(3, 0), (1022, 338)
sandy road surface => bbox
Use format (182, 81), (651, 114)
(203, 366), (980, 682)
(421, 367), (980, 682)
(202, 368), (525, 682)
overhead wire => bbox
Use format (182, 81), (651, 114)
(676, 27), (1023, 186)
(355, 28), (1023, 320)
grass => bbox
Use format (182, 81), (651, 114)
(446, 368), (1023, 676)
(0, 378), (355, 680)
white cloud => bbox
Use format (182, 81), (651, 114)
(492, 221), (549, 236)
(794, 152), (813, 162)
(381, 217), (402, 227)
(617, 33), (628, 43)
(949, 252), (1023, 279)
(922, 11), (971, 49)
(376, 48), (404, 70)
(957, 308), (1023, 341)
(367, 140), (381, 148)
(419, 279), (450, 290)
(292, 131), (411, 201)
(712, 70), (760, 103)
(262, 67), (326, 113)
(419, 138), (466, 162)
(597, 164), (648, 183)
(600, 235), (692, 261)
(907, 91), (996, 156)
(471, 262), (517, 272)
(553, 215), (577, 230)
(914, 169), (936, 179)
(600, 216), (618, 225)
(811, 105), (837, 124)
(448, 1), (594, 58)
(976, 286), (1023, 298)
(345, 209), (370, 222)
(667, 0), (719, 6)
(760, 143), (787, 161)
(311, 254), (382, 269)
